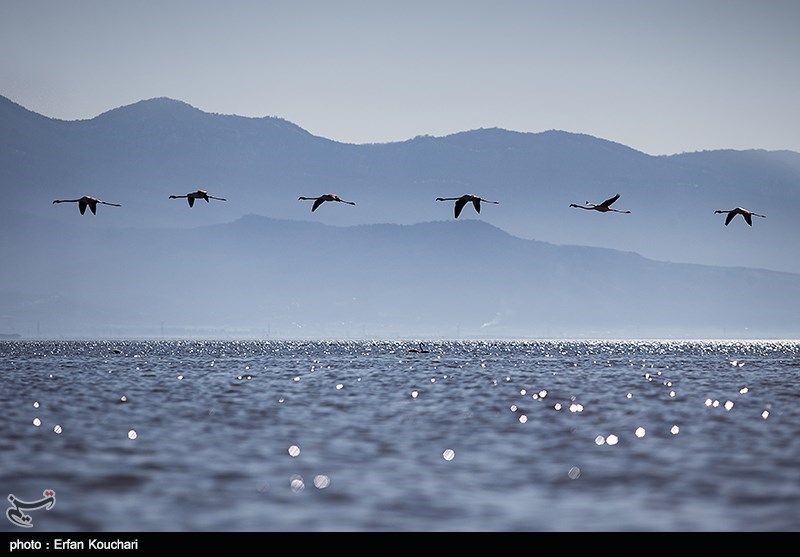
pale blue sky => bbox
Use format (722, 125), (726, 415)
(2, 0), (799, 155)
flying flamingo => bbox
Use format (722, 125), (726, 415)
(569, 193), (630, 213)
(436, 194), (499, 218)
(52, 196), (121, 215)
(714, 207), (766, 226)
(298, 193), (356, 212)
(169, 189), (227, 207)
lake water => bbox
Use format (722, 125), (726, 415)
(1, 339), (798, 532)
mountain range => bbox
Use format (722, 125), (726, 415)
(1, 94), (799, 339)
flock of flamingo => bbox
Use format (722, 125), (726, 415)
(52, 189), (766, 226)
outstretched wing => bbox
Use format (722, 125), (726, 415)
(724, 211), (735, 226)
(454, 198), (468, 218)
(188, 197), (195, 208)
(312, 198), (325, 212)
(472, 199), (481, 214)
(600, 194), (621, 208)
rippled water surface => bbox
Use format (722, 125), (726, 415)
(1, 339), (798, 532)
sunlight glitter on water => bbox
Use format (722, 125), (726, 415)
(4, 339), (798, 532)
(290, 475), (304, 493)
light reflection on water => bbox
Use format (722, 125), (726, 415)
(1, 339), (798, 532)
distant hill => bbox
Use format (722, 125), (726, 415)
(2, 94), (799, 276)
(0, 213), (798, 339)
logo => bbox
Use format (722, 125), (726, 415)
(6, 490), (56, 528)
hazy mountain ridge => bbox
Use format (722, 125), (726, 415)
(1, 213), (798, 339)
(3, 94), (798, 275)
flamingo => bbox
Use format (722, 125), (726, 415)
(408, 343), (430, 354)
(569, 193), (630, 213)
(52, 196), (121, 215)
(715, 207), (766, 226)
(436, 194), (498, 218)
(169, 189), (226, 207)
(298, 193), (356, 212)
